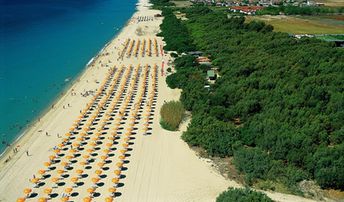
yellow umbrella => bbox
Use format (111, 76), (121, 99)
(17, 198), (25, 202)
(65, 187), (73, 194)
(87, 187), (95, 193)
(38, 197), (47, 202)
(30, 178), (39, 184)
(108, 187), (116, 193)
(57, 169), (64, 174)
(116, 162), (124, 168)
(71, 177), (78, 183)
(23, 188), (32, 195)
(119, 155), (125, 160)
(91, 177), (100, 183)
(97, 162), (105, 167)
(38, 169), (46, 175)
(105, 197), (113, 202)
(112, 178), (119, 184)
(76, 169), (84, 174)
(83, 197), (92, 202)
(44, 188), (52, 195)
(49, 155), (56, 160)
(51, 177), (59, 183)
(60, 196), (69, 202)
(114, 170), (121, 176)
(44, 162), (51, 167)
(95, 170), (102, 175)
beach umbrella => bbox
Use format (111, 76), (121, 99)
(44, 162), (51, 167)
(101, 155), (107, 160)
(60, 196), (69, 202)
(23, 188), (32, 195)
(57, 169), (65, 174)
(87, 187), (95, 194)
(76, 169), (84, 174)
(97, 162), (105, 168)
(108, 187), (116, 193)
(51, 177), (59, 183)
(114, 170), (121, 176)
(49, 155), (56, 161)
(91, 177), (100, 183)
(16, 198), (25, 202)
(83, 197), (92, 202)
(71, 177), (78, 183)
(38, 169), (46, 175)
(112, 178), (119, 184)
(65, 187), (73, 194)
(30, 178), (39, 184)
(119, 149), (127, 154)
(79, 161), (87, 166)
(116, 162), (124, 168)
(38, 198), (47, 202)
(44, 188), (52, 195)
(105, 197), (113, 202)
(122, 143), (129, 148)
(119, 155), (125, 160)
(95, 170), (102, 175)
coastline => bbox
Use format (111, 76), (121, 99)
(0, 10), (136, 159)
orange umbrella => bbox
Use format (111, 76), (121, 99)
(71, 177), (78, 183)
(112, 178), (119, 184)
(76, 169), (84, 174)
(119, 155), (125, 160)
(101, 155), (107, 160)
(61, 162), (68, 167)
(30, 178), (39, 184)
(79, 161), (87, 166)
(38, 169), (46, 175)
(83, 155), (90, 159)
(95, 170), (102, 175)
(97, 162), (105, 167)
(49, 155), (56, 160)
(105, 197), (113, 202)
(116, 162), (124, 168)
(83, 197), (92, 202)
(38, 198), (47, 202)
(60, 196), (69, 202)
(57, 169), (64, 174)
(87, 187), (95, 193)
(108, 187), (116, 193)
(51, 177), (59, 183)
(65, 187), (73, 194)
(114, 170), (121, 176)
(44, 162), (51, 167)
(23, 188), (32, 195)
(16, 198), (25, 202)
(44, 188), (52, 194)
(91, 177), (100, 183)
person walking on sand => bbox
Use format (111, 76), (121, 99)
(26, 150), (29, 156)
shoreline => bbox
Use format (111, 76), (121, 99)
(0, 9), (137, 159)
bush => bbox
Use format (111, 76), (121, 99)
(160, 101), (185, 131)
(216, 188), (273, 202)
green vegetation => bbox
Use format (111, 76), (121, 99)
(257, 5), (344, 15)
(158, 4), (344, 192)
(160, 101), (185, 131)
(216, 188), (273, 202)
(158, 8), (195, 53)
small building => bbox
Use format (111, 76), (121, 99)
(188, 51), (203, 57)
(229, 6), (264, 15)
(207, 70), (216, 80)
(196, 56), (212, 66)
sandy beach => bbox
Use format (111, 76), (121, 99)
(0, 0), (320, 201)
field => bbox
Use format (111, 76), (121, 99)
(246, 15), (344, 34)
(315, 0), (344, 7)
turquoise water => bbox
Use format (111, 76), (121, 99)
(0, 0), (137, 153)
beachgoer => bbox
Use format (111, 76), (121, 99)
(26, 150), (29, 156)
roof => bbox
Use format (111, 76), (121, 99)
(207, 70), (215, 77)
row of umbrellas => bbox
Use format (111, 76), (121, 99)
(17, 63), (159, 201)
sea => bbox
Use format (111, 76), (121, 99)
(0, 0), (137, 154)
